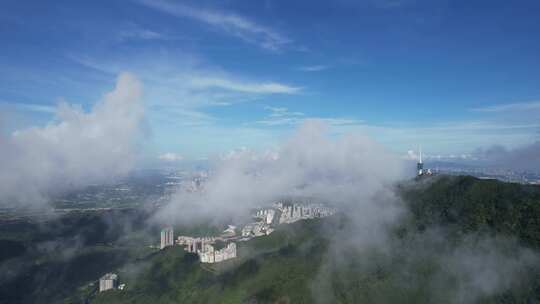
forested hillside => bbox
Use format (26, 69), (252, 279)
(91, 176), (540, 304)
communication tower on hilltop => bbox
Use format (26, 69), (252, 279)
(417, 146), (424, 176)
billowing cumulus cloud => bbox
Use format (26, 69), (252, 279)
(0, 73), (146, 207)
(155, 119), (407, 232)
(155, 119), (538, 303)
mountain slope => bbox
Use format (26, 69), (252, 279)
(92, 176), (540, 304)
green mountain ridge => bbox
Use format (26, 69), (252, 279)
(1, 175), (540, 304)
(92, 176), (540, 304)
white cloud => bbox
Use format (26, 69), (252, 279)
(471, 101), (540, 112)
(256, 107), (305, 126)
(332, 120), (540, 155)
(406, 149), (475, 161)
(371, 0), (413, 9)
(1, 102), (56, 114)
(69, 53), (301, 111)
(474, 141), (540, 171)
(219, 146), (279, 162)
(66, 53), (538, 157)
(188, 76), (301, 94)
(118, 28), (166, 41)
(67, 52), (304, 135)
(296, 65), (329, 72)
(256, 106), (362, 127)
(155, 119), (406, 225)
(137, 0), (291, 51)
(158, 152), (183, 161)
(0, 73), (146, 207)
(318, 117), (365, 126)
(265, 106), (304, 117)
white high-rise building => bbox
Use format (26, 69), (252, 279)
(160, 227), (174, 249)
(265, 209), (275, 224)
(99, 273), (118, 292)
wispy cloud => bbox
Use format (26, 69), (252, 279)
(68, 52), (301, 109)
(256, 106), (362, 127)
(318, 117), (365, 126)
(150, 106), (215, 127)
(471, 101), (540, 112)
(371, 0), (413, 9)
(256, 106), (305, 126)
(137, 0), (291, 51)
(347, 120), (540, 155)
(117, 27), (167, 42)
(158, 152), (183, 161)
(1, 101), (56, 114)
(188, 76), (301, 94)
(296, 65), (329, 72)
(265, 106), (304, 117)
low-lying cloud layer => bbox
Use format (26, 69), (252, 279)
(475, 141), (540, 171)
(0, 73), (146, 207)
(312, 228), (539, 304)
(156, 120), (539, 303)
(156, 119), (406, 229)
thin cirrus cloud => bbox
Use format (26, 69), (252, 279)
(296, 65), (329, 72)
(1, 102), (56, 114)
(256, 106), (305, 126)
(158, 152), (184, 161)
(137, 0), (291, 51)
(117, 28), (167, 42)
(265, 106), (305, 117)
(188, 76), (301, 94)
(69, 54), (301, 99)
(471, 101), (540, 112)
(256, 106), (362, 127)
(67, 53), (303, 130)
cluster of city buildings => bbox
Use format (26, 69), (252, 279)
(241, 221), (274, 237)
(162, 229), (238, 264)
(177, 235), (217, 253)
(177, 234), (238, 263)
(159, 200), (337, 264)
(254, 208), (276, 224)
(274, 202), (337, 224)
(199, 242), (237, 263)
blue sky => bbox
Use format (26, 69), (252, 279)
(1, 0), (540, 161)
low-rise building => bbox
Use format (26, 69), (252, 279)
(177, 236), (217, 253)
(241, 222), (273, 237)
(199, 242), (237, 263)
(221, 225), (236, 238)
